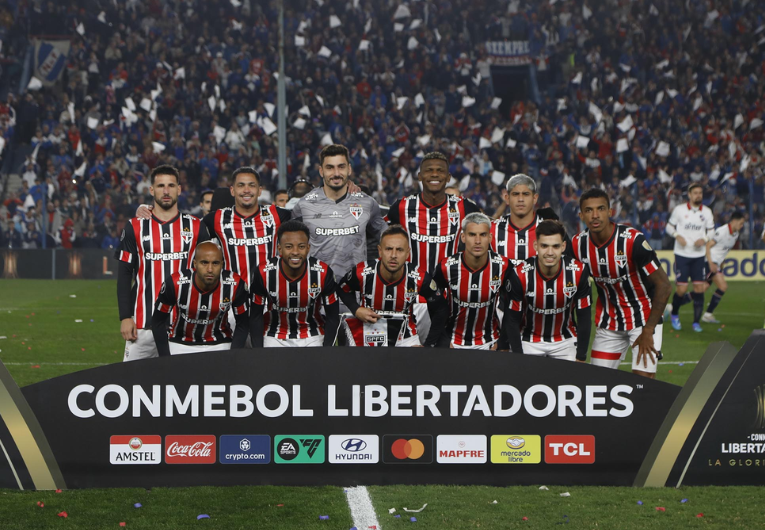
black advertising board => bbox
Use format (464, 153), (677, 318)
(0, 249), (117, 279)
(4, 348), (680, 489)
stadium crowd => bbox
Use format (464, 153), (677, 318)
(1, 0), (765, 250)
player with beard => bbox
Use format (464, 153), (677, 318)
(433, 213), (514, 349)
(151, 241), (249, 356)
(572, 189), (671, 378)
(116, 165), (208, 361)
(292, 145), (387, 280)
(336, 225), (448, 347)
(385, 152), (482, 340)
(491, 174), (565, 266)
(249, 220), (340, 347)
(501, 220), (592, 361)
(665, 183), (715, 332)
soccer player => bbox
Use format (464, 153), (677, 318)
(199, 189), (213, 217)
(385, 152), (482, 339)
(572, 188), (671, 378)
(116, 165), (208, 361)
(249, 220), (340, 347)
(665, 183), (715, 332)
(273, 189), (289, 208)
(292, 144), (388, 279)
(336, 225), (447, 347)
(502, 220), (592, 361)
(151, 241), (249, 355)
(203, 167), (292, 290)
(701, 212), (746, 324)
(433, 212), (514, 349)
(491, 174), (564, 266)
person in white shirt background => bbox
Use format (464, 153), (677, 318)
(700, 212), (746, 325)
(664, 183), (715, 332)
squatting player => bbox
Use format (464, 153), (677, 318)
(502, 220), (592, 361)
(249, 220), (340, 347)
(433, 212), (514, 349)
(385, 152), (481, 339)
(116, 165), (208, 361)
(336, 225), (447, 347)
(665, 183), (715, 332)
(701, 211), (746, 324)
(572, 188), (671, 378)
(151, 241), (249, 355)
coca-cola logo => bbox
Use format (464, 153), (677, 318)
(165, 435), (217, 464)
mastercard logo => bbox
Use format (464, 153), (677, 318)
(390, 438), (425, 460)
(506, 437), (525, 449)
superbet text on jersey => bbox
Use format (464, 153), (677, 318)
(204, 205), (290, 289)
(251, 256), (338, 340)
(434, 251), (512, 347)
(116, 213), (206, 329)
(505, 257), (591, 343)
(571, 224), (661, 331)
(386, 194), (481, 275)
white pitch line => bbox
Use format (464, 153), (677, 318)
(345, 486), (381, 530)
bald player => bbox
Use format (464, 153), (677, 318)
(151, 241), (250, 356)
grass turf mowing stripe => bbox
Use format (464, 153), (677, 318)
(345, 486), (381, 530)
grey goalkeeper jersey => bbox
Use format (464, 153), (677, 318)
(292, 187), (388, 278)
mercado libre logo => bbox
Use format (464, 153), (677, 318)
(383, 435), (433, 464)
(490, 435), (541, 464)
(274, 435), (325, 464)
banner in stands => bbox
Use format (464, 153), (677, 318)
(33, 39), (71, 86)
(485, 41), (532, 66)
(2, 350), (679, 489)
(656, 250), (765, 281)
(0, 249), (116, 280)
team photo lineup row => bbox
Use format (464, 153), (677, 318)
(117, 144), (744, 379)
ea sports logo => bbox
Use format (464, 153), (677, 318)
(129, 437), (142, 450)
(391, 438), (425, 460)
(506, 437), (525, 449)
(278, 438), (299, 460)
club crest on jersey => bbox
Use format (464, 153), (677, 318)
(220, 298), (231, 311)
(405, 288), (418, 303)
(308, 282), (321, 299)
(490, 275), (501, 293)
(261, 210), (273, 227)
(448, 208), (460, 225)
(615, 251), (628, 268)
(563, 282), (577, 298)
(350, 206), (363, 220)
(181, 227), (193, 244)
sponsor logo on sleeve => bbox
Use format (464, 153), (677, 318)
(328, 435), (379, 464)
(436, 435), (487, 464)
(490, 435), (541, 464)
(219, 435), (271, 464)
(109, 435), (161, 465)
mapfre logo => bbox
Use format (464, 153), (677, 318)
(436, 435), (487, 464)
(165, 435), (216, 464)
(544, 435), (595, 464)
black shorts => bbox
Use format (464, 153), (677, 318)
(674, 255), (707, 284)
(706, 262), (721, 284)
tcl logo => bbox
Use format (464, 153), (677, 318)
(544, 435), (595, 464)
(165, 435), (216, 464)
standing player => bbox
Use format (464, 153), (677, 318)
(385, 152), (482, 339)
(151, 241), (249, 355)
(199, 189), (213, 217)
(433, 213), (514, 349)
(292, 145), (388, 280)
(250, 220), (340, 347)
(701, 212), (746, 324)
(336, 225), (447, 347)
(665, 183), (715, 332)
(573, 189), (671, 378)
(116, 165), (208, 361)
(502, 220), (592, 361)
(491, 174), (564, 266)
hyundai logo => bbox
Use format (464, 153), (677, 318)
(341, 438), (367, 452)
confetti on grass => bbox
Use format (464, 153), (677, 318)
(197, 514), (210, 520)
(57, 512), (68, 518)
(36, 501), (44, 507)
(410, 517), (417, 522)
(637, 501), (643, 505)
(539, 486), (549, 490)
(133, 503), (142, 508)
(655, 507), (666, 512)
(681, 498), (688, 503)
(319, 515), (329, 520)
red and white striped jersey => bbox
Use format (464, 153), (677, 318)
(491, 215), (542, 266)
(251, 257), (338, 340)
(203, 205), (291, 289)
(116, 213), (207, 329)
(338, 260), (440, 341)
(155, 270), (248, 344)
(571, 224), (661, 331)
(386, 194), (481, 276)
(434, 251), (512, 347)
(505, 257), (591, 343)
